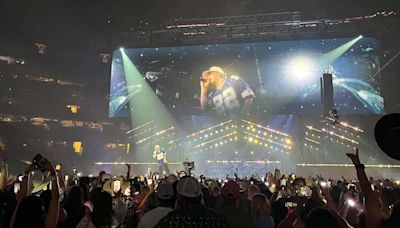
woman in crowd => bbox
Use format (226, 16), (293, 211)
(76, 190), (118, 228)
(11, 159), (60, 228)
(59, 186), (86, 228)
(248, 184), (260, 201)
(251, 193), (275, 228)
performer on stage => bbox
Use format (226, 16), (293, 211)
(200, 66), (255, 115)
(153, 145), (170, 175)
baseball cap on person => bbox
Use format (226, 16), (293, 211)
(222, 180), (240, 199)
(177, 177), (202, 198)
(156, 181), (174, 199)
(202, 66), (225, 77)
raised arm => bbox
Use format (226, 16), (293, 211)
(0, 157), (8, 191)
(320, 184), (338, 212)
(44, 159), (60, 228)
(200, 76), (211, 110)
(126, 164), (131, 180)
(10, 163), (35, 228)
(346, 148), (382, 228)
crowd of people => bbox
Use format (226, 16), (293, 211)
(0, 149), (399, 228)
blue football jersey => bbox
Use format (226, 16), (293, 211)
(208, 75), (254, 114)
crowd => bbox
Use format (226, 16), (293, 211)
(0, 149), (399, 228)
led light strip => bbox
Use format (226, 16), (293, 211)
(136, 126), (175, 144)
(243, 131), (291, 149)
(325, 117), (364, 133)
(95, 162), (182, 165)
(186, 120), (233, 138)
(320, 128), (359, 144)
(126, 120), (155, 134)
(242, 119), (292, 137)
(193, 132), (237, 149)
(305, 126), (322, 133)
(205, 160), (281, 164)
(305, 138), (320, 144)
(297, 164), (400, 168)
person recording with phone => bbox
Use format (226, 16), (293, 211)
(10, 154), (60, 228)
(200, 66), (254, 115)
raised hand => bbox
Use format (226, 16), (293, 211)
(346, 148), (361, 165)
(44, 159), (56, 174)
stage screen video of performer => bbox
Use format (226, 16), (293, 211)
(109, 37), (384, 117)
(200, 66), (254, 115)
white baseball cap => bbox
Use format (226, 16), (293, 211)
(202, 66), (225, 77)
(177, 177), (202, 198)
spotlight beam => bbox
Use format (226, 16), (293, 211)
(321, 35), (363, 65)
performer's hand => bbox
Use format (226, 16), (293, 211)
(200, 76), (211, 91)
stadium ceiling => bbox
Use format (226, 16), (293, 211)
(115, 11), (400, 47)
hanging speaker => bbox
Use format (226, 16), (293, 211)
(374, 113), (400, 160)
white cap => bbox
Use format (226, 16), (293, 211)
(202, 66), (225, 77)
(177, 177), (202, 198)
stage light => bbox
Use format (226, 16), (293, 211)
(347, 199), (356, 207)
(120, 47), (124, 52)
(321, 35), (363, 65)
(287, 56), (316, 82)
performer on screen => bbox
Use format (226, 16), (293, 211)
(153, 145), (170, 176)
(200, 66), (255, 115)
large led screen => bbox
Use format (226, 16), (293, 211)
(109, 37), (383, 117)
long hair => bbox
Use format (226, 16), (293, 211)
(14, 195), (44, 228)
(248, 184), (260, 200)
(64, 186), (85, 227)
(92, 191), (114, 228)
(251, 193), (271, 217)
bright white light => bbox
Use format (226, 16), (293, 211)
(119, 47), (124, 52)
(347, 199), (356, 207)
(358, 35), (363, 39)
(357, 90), (368, 100)
(287, 56), (316, 83)
(320, 181), (327, 187)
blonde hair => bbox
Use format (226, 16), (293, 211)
(248, 184), (260, 200)
(252, 193), (272, 217)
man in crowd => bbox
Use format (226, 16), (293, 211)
(156, 176), (229, 227)
(219, 180), (252, 228)
(138, 181), (175, 228)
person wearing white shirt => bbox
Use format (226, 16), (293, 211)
(138, 181), (175, 228)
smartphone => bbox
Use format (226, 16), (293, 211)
(285, 202), (297, 208)
(113, 180), (121, 192)
(55, 163), (62, 171)
(297, 186), (312, 197)
(124, 186), (131, 196)
(139, 175), (145, 182)
(14, 183), (20, 194)
(147, 179), (153, 185)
